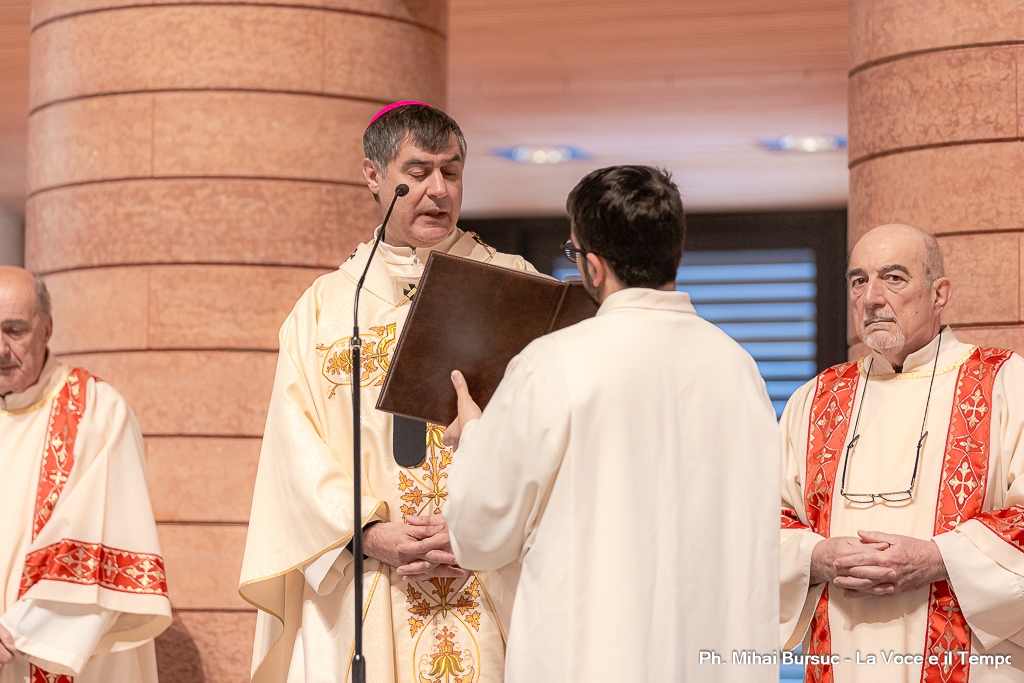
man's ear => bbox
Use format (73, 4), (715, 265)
(41, 314), (53, 344)
(362, 159), (382, 201)
(932, 277), (952, 314)
(584, 252), (605, 288)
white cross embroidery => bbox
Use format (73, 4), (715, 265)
(959, 389), (989, 429)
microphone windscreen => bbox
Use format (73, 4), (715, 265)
(392, 416), (426, 467)
(395, 184), (410, 197)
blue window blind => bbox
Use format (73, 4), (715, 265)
(683, 250), (814, 681)
(677, 249), (817, 418)
(555, 248), (818, 419)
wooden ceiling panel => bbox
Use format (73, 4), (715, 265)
(448, 0), (850, 215)
(0, 0), (850, 217)
(451, 2), (847, 75)
(0, 0), (30, 214)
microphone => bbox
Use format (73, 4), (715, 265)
(349, 182), (407, 683)
(354, 183), (409, 319)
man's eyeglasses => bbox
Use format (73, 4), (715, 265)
(839, 332), (943, 504)
(839, 432), (926, 503)
(562, 240), (586, 264)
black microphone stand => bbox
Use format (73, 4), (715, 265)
(350, 183), (408, 683)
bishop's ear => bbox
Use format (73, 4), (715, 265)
(362, 159), (382, 203)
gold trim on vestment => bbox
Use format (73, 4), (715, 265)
(858, 346), (976, 380)
(0, 367), (71, 417)
(476, 574), (508, 647)
(242, 501), (387, 682)
(238, 499), (387, 620)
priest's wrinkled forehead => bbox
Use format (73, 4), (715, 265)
(848, 223), (945, 283)
(0, 265), (46, 321)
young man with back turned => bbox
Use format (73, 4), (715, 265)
(425, 165), (781, 683)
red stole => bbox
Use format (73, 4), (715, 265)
(799, 348), (1013, 683)
(18, 369), (169, 683)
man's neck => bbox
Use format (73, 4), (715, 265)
(0, 352), (47, 401)
(382, 235), (415, 248)
(878, 326), (943, 372)
(381, 232), (453, 250)
(596, 280), (676, 304)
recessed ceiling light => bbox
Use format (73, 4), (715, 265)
(761, 135), (847, 153)
(493, 146), (589, 164)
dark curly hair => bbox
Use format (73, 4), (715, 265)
(567, 165), (685, 288)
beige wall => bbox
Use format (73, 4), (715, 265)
(848, 0), (1024, 357)
(26, 1), (448, 680)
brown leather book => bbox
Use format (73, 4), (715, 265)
(377, 251), (599, 425)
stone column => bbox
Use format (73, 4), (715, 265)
(26, 1), (447, 679)
(848, 1), (1024, 355)
(0, 207), (24, 266)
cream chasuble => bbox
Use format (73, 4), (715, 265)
(239, 228), (537, 683)
(0, 356), (171, 683)
(445, 289), (781, 683)
(780, 328), (1024, 683)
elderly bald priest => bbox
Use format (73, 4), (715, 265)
(0, 267), (170, 683)
(239, 102), (537, 683)
(780, 224), (1024, 683)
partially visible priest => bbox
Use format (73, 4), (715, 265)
(239, 103), (538, 683)
(0, 266), (171, 683)
(780, 224), (1024, 682)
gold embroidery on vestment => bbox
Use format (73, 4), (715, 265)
(399, 424), (452, 518)
(316, 323), (397, 396)
(858, 346), (976, 380)
(399, 422), (486, 680)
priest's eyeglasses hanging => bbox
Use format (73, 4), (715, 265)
(839, 332), (943, 504)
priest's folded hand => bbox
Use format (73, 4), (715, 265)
(363, 519), (457, 569)
(810, 535), (890, 587)
(0, 624), (15, 667)
(832, 530), (948, 599)
(442, 370), (482, 450)
(395, 515), (467, 583)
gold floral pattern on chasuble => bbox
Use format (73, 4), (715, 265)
(316, 323), (397, 397)
(402, 424), (485, 683)
(399, 424), (452, 518)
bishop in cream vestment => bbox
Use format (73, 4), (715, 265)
(0, 357), (171, 682)
(781, 328), (1024, 682)
(239, 228), (536, 683)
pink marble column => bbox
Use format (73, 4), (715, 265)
(848, 0), (1024, 356)
(25, 1), (447, 679)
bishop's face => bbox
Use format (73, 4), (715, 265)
(363, 136), (464, 248)
(0, 270), (52, 396)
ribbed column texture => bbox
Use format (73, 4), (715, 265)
(848, 0), (1024, 357)
(25, 1), (447, 679)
